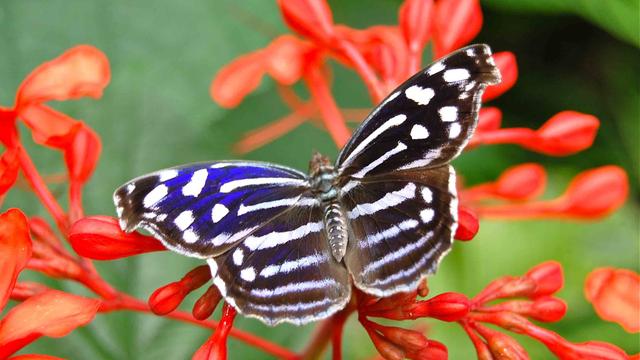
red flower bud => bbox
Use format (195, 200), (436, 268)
(482, 51), (518, 102)
(560, 166), (628, 219)
(69, 216), (166, 260)
(533, 111), (599, 155)
(480, 297), (567, 323)
(193, 304), (237, 360)
(366, 328), (405, 360)
(277, 0), (336, 45)
(585, 267), (639, 333)
(410, 292), (470, 322)
(376, 325), (429, 353)
(455, 206), (479, 241)
(558, 341), (629, 360)
(408, 340), (448, 360)
(433, 0), (482, 58)
(474, 323), (529, 360)
(10, 281), (49, 302)
(148, 282), (187, 315)
(525, 261), (564, 298)
(494, 163), (546, 200)
(193, 285), (222, 320)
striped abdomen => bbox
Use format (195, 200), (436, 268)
(324, 201), (348, 262)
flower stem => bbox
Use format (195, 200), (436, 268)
(304, 64), (351, 148)
(16, 146), (68, 234)
(334, 40), (386, 102)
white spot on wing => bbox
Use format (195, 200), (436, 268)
(126, 183), (136, 194)
(405, 85), (435, 105)
(158, 169), (179, 182)
(420, 208), (435, 223)
(449, 123), (462, 138)
(443, 69), (470, 82)
(143, 184), (168, 208)
(439, 106), (458, 122)
(240, 267), (256, 282)
(174, 210), (194, 231)
(410, 124), (429, 139)
(183, 229), (199, 243)
(211, 204), (229, 223)
(233, 248), (244, 266)
(466, 48), (476, 57)
(421, 187), (433, 203)
(427, 61), (445, 75)
(182, 169), (208, 197)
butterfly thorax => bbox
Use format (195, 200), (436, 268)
(309, 152), (348, 262)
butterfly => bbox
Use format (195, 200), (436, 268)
(114, 44), (501, 326)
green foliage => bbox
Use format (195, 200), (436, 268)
(0, 0), (638, 359)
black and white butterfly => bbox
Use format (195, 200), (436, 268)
(114, 44), (501, 326)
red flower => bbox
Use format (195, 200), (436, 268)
(0, 209), (101, 359)
(69, 216), (167, 260)
(585, 267), (640, 333)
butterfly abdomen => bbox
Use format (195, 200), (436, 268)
(324, 201), (348, 262)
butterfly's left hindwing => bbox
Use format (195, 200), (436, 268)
(113, 162), (312, 258)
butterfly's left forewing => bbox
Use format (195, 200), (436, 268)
(113, 161), (313, 258)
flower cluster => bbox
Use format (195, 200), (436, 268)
(1, 0), (638, 359)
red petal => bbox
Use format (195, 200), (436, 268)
(398, 0), (434, 53)
(494, 163), (547, 200)
(16, 45), (110, 108)
(210, 51), (267, 108)
(585, 267), (640, 333)
(476, 107), (502, 132)
(482, 51), (518, 102)
(0, 107), (19, 148)
(0, 290), (100, 357)
(64, 123), (101, 185)
(277, 0), (336, 45)
(455, 206), (479, 241)
(69, 216), (166, 260)
(0, 148), (20, 198)
(265, 35), (311, 85)
(0, 209), (32, 311)
(433, 0), (482, 58)
(535, 111), (600, 156)
(17, 104), (81, 149)
(9, 355), (65, 360)
(562, 166), (628, 219)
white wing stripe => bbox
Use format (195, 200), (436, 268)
(220, 177), (307, 193)
(237, 197), (317, 216)
(352, 142), (407, 179)
(347, 183), (416, 219)
(360, 219), (419, 249)
(250, 279), (339, 298)
(260, 253), (329, 278)
(341, 114), (407, 167)
(243, 221), (324, 251)
(361, 231), (434, 276)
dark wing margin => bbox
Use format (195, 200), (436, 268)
(340, 166), (457, 297)
(336, 44), (501, 179)
(113, 161), (313, 258)
(208, 203), (351, 326)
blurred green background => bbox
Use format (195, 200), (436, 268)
(1, 0), (638, 358)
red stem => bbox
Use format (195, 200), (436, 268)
(16, 146), (68, 234)
(334, 40), (386, 103)
(100, 294), (299, 360)
(304, 65), (352, 148)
